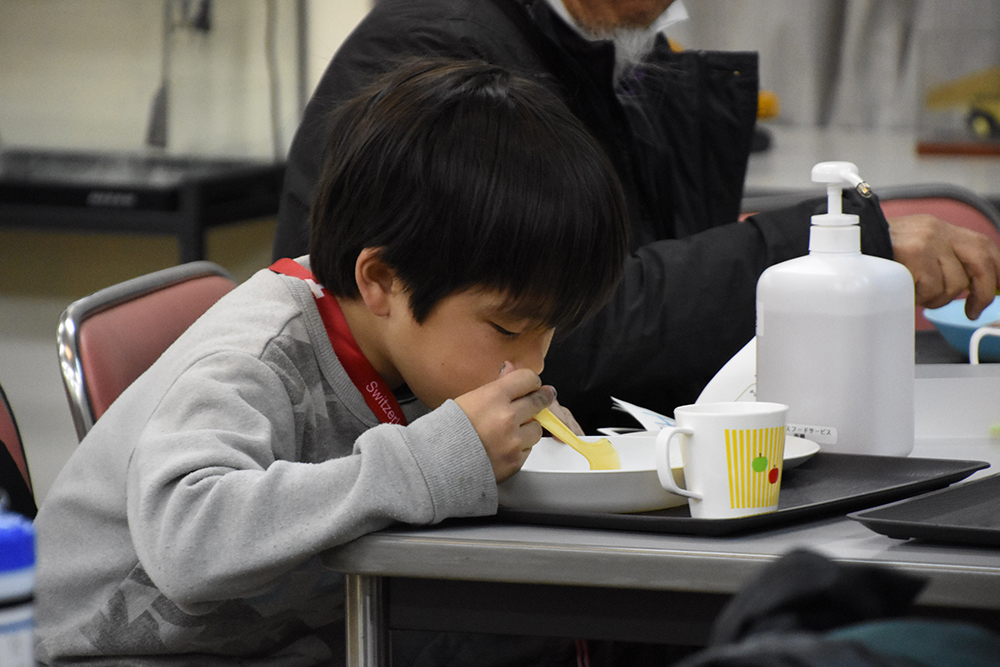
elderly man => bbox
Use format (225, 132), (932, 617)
(274, 0), (1000, 432)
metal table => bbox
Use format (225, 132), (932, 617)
(323, 432), (1000, 667)
(0, 149), (285, 263)
(324, 339), (1000, 667)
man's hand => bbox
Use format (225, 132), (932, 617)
(454, 363), (554, 482)
(887, 214), (1000, 320)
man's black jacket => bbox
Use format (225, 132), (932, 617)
(273, 0), (893, 431)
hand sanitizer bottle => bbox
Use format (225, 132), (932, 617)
(755, 162), (914, 456)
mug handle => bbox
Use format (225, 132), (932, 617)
(969, 326), (1000, 365)
(655, 427), (702, 500)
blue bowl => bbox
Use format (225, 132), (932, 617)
(924, 297), (1000, 362)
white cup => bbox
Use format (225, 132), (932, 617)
(655, 401), (788, 519)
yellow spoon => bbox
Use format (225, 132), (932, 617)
(534, 407), (621, 470)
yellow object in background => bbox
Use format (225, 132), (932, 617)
(758, 90), (781, 120)
(925, 66), (1000, 141)
(667, 37), (781, 122)
(925, 66), (1000, 109)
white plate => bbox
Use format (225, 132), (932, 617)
(497, 434), (820, 514)
(784, 436), (822, 468)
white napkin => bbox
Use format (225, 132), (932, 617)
(610, 397), (675, 430)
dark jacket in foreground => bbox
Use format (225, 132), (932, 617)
(678, 549), (1000, 667)
(273, 0), (894, 430)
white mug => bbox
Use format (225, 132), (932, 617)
(655, 402), (788, 519)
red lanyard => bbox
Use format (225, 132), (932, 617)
(270, 258), (407, 425)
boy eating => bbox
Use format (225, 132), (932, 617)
(33, 58), (628, 665)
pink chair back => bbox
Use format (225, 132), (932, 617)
(0, 382), (35, 517)
(59, 262), (237, 440)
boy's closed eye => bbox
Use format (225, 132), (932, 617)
(491, 322), (521, 337)
(488, 317), (555, 342)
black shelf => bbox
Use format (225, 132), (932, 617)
(0, 149), (285, 263)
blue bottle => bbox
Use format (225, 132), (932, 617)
(0, 506), (35, 666)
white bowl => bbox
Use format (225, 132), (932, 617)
(497, 433), (819, 514)
(498, 435), (685, 513)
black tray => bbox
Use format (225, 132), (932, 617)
(495, 453), (988, 537)
(849, 473), (1000, 547)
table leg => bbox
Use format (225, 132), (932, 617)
(345, 574), (390, 667)
(177, 181), (205, 264)
(178, 231), (206, 263)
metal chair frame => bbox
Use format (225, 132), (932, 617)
(57, 261), (236, 440)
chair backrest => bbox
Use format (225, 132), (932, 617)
(741, 183), (1000, 330)
(0, 381), (35, 518)
(58, 261), (237, 441)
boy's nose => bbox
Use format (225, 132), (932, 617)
(521, 356), (544, 376)
(514, 343), (548, 375)
(508, 329), (553, 376)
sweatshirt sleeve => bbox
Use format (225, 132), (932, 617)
(125, 351), (495, 609)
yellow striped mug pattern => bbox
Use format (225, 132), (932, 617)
(725, 426), (785, 509)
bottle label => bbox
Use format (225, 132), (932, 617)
(0, 601), (33, 667)
(786, 423), (838, 445)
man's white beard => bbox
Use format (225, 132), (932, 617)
(581, 24), (659, 84)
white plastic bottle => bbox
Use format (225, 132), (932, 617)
(0, 509), (35, 667)
(755, 161), (915, 456)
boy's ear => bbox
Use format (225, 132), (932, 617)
(354, 247), (399, 317)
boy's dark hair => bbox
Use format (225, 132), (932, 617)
(309, 58), (628, 331)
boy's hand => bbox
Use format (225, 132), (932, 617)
(546, 398), (584, 437)
(455, 362), (555, 482)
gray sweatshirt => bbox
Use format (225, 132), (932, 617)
(33, 263), (498, 665)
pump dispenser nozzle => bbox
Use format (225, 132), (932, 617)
(808, 161), (866, 253)
(811, 161), (861, 223)
(812, 161), (873, 205)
